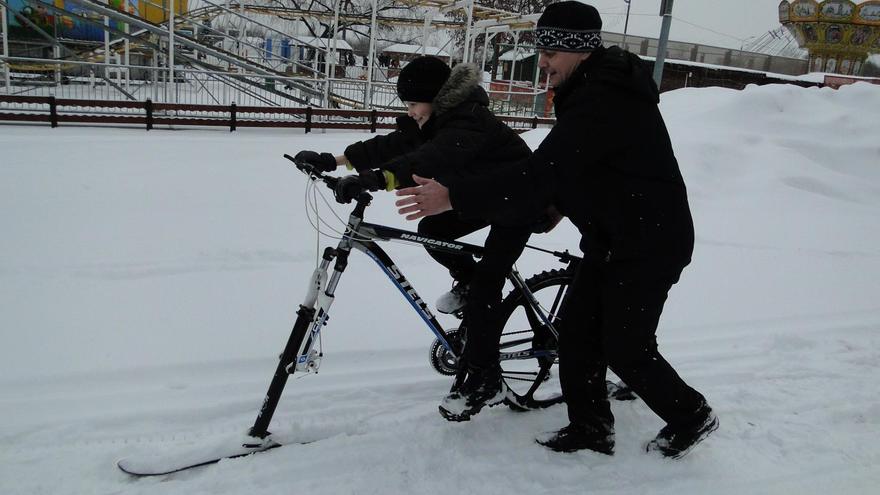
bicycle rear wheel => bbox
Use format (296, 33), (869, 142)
(498, 268), (573, 410)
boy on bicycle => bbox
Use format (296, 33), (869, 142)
(294, 56), (540, 421)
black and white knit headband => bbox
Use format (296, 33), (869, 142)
(534, 28), (602, 52)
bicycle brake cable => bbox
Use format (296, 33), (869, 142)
(303, 175), (344, 240)
(302, 173), (459, 253)
(311, 173), (320, 267)
(305, 176), (377, 243)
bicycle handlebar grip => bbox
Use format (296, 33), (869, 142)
(284, 153), (315, 174)
(284, 153), (338, 190)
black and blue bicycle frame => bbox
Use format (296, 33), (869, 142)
(247, 187), (564, 440)
(248, 191), (484, 439)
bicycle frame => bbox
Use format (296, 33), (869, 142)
(247, 164), (572, 441)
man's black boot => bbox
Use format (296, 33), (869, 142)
(646, 402), (719, 459)
(536, 422), (615, 455)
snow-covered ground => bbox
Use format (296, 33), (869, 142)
(1, 82), (879, 494)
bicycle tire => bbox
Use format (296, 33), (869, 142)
(497, 267), (574, 411)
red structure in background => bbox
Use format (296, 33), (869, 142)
(823, 74), (880, 87)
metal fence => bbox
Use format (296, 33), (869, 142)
(0, 93), (556, 133)
(0, 55), (549, 118)
(0, 56), (402, 106)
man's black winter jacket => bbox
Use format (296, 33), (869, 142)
(450, 46), (695, 264)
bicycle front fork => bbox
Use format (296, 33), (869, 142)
(248, 246), (348, 439)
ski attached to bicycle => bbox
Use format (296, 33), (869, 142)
(117, 155), (579, 476)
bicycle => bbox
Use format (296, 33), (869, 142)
(243, 154), (583, 440)
(115, 155), (586, 476)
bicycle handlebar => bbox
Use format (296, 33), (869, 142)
(285, 153), (374, 208)
(284, 153), (340, 190)
(286, 155), (578, 263)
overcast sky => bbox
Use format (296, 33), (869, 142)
(586, 0), (787, 50)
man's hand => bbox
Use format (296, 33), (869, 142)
(394, 175), (452, 221)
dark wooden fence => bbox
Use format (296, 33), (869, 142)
(0, 96), (556, 133)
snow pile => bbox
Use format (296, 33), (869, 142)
(1, 82), (879, 494)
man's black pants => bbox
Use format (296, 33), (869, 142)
(558, 257), (706, 428)
(418, 211), (531, 368)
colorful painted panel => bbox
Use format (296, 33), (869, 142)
(791, 0), (819, 21)
(826, 24), (844, 43)
(779, 0), (791, 22)
(801, 23), (820, 42)
(7, 0), (141, 41)
(7, 0), (56, 35)
(851, 25), (872, 44)
(825, 57), (838, 72)
(857, 1), (880, 24)
(819, 0), (855, 20)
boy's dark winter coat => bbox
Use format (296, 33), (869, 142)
(343, 64), (532, 189)
(450, 46), (694, 265)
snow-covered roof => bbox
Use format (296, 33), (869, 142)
(498, 48), (535, 62)
(382, 43), (450, 58)
(287, 35), (354, 52)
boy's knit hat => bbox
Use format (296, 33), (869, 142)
(396, 56), (452, 103)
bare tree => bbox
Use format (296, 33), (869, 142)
(264, 0), (423, 55)
(450, 0), (553, 72)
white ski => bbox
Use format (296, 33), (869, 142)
(117, 432), (281, 476)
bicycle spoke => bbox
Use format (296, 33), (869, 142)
(523, 303), (544, 333)
(549, 283), (568, 318)
(502, 373), (540, 383)
(498, 269), (571, 411)
(502, 328), (536, 337)
(523, 362), (552, 398)
(502, 370), (540, 376)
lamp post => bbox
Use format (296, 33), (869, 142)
(3, 3), (11, 91)
(622, 0), (632, 50)
(653, 0), (673, 88)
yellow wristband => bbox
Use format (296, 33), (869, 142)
(382, 170), (398, 191)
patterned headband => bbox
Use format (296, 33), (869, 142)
(534, 28), (602, 52)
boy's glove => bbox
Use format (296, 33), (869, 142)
(333, 171), (388, 204)
(294, 150), (337, 172)
(358, 170), (387, 192)
(333, 175), (364, 204)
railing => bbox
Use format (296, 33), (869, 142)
(0, 57), (409, 108)
(0, 95), (556, 133)
(1, 57), (550, 115)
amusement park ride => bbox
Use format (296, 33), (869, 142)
(3, 0), (877, 118)
(0, 0), (544, 109)
(779, 0), (880, 75)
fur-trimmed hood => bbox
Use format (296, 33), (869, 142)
(349, 60), (530, 193)
(432, 63), (486, 116)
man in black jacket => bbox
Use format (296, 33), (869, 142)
(394, 2), (718, 459)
